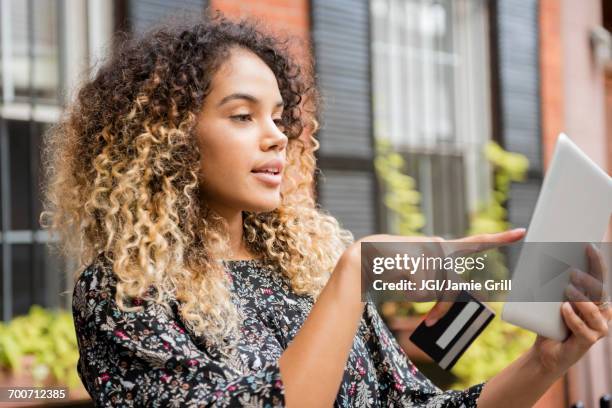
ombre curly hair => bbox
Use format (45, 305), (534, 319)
(40, 14), (353, 351)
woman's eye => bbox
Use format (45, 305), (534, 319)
(230, 114), (252, 122)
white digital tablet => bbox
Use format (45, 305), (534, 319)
(501, 133), (612, 341)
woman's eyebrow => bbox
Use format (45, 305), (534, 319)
(217, 92), (284, 109)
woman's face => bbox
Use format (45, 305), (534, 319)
(195, 47), (288, 217)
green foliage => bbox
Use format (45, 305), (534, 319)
(450, 303), (536, 388)
(450, 141), (533, 389)
(0, 305), (81, 390)
(467, 142), (529, 235)
(374, 137), (427, 318)
(374, 138), (426, 236)
(380, 300), (436, 319)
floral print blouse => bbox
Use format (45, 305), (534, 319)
(72, 253), (485, 407)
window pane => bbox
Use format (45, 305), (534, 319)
(0, 126), (3, 232)
(32, 1), (59, 102)
(10, 243), (62, 316)
(0, 247), (4, 319)
(10, 0), (60, 102)
(1, 243), (67, 319)
(8, 120), (30, 230)
(6, 119), (46, 231)
(12, 243), (34, 316)
(372, 0), (464, 148)
(36, 242), (64, 310)
(31, 123), (45, 230)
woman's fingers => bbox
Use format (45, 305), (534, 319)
(438, 228), (526, 260)
(455, 228), (526, 245)
(586, 243), (606, 283)
(585, 244), (609, 304)
(446, 228), (526, 256)
(561, 302), (604, 346)
(361, 229), (526, 260)
(570, 268), (605, 302)
(566, 285), (609, 333)
(424, 301), (453, 327)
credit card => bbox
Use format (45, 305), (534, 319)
(409, 290), (495, 370)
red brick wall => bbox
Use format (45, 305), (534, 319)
(606, 7), (612, 251)
(210, 0), (309, 34)
(539, 0), (564, 170)
(607, 74), (612, 174)
(535, 2), (567, 407)
(209, 0), (311, 60)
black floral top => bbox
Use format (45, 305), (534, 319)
(72, 253), (485, 407)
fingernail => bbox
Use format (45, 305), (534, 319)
(424, 317), (436, 327)
(512, 228), (526, 233)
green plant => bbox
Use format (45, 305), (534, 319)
(467, 141), (529, 235)
(374, 137), (427, 317)
(374, 137), (426, 236)
(450, 141), (533, 389)
(450, 303), (536, 388)
(0, 305), (81, 389)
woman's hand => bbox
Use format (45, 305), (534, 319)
(478, 243), (611, 408)
(344, 228), (527, 323)
(531, 244), (611, 375)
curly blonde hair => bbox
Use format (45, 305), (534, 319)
(40, 15), (353, 351)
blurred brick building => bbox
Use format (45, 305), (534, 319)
(538, 2), (612, 407)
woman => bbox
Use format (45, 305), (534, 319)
(40, 15), (610, 407)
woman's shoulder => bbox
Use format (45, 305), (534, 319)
(72, 252), (115, 317)
(72, 252), (173, 329)
(75, 252), (170, 305)
(74, 250), (109, 285)
(73, 252), (116, 299)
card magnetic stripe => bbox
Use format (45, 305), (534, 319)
(438, 307), (495, 370)
(409, 292), (484, 361)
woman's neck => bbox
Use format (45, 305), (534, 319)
(208, 204), (256, 260)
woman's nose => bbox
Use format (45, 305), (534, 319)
(261, 119), (288, 151)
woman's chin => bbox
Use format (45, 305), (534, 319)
(246, 197), (281, 213)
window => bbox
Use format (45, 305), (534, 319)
(0, 0), (113, 321)
(1, 0), (60, 103)
(371, 0), (493, 237)
(0, 116), (65, 320)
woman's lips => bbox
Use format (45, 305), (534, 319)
(251, 171), (282, 187)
